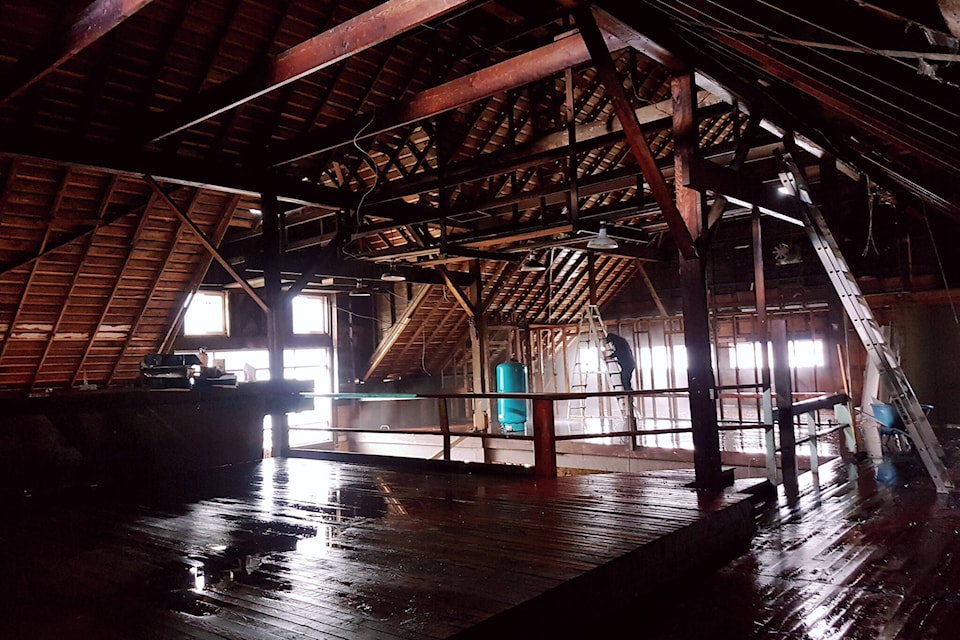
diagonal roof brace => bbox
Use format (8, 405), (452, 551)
(147, 0), (479, 142)
(574, 6), (697, 260)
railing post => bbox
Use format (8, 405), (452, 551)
(762, 389), (777, 483)
(437, 397), (451, 461)
(532, 397), (557, 478)
(806, 411), (819, 475)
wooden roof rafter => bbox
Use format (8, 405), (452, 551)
(0, 167), (73, 363)
(268, 28), (625, 168)
(147, 0), (480, 143)
(30, 175), (120, 391)
(0, 0), (157, 106)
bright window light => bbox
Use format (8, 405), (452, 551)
(578, 346), (602, 373)
(789, 339), (825, 368)
(730, 339), (824, 370)
(292, 295), (330, 334)
(183, 292), (227, 336)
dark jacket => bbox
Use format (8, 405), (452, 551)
(605, 334), (636, 369)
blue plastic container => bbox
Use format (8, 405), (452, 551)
(496, 361), (528, 432)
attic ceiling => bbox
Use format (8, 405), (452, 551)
(0, 0), (958, 391)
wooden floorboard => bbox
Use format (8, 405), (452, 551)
(598, 429), (960, 639)
(0, 457), (758, 639)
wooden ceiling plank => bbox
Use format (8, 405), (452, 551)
(0, 186), (176, 281)
(269, 29), (625, 168)
(30, 176), (122, 390)
(149, 0), (478, 142)
(146, 176), (268, 313)
(0, 168), (73, 364)
(0, 0), (157, 106)
(0, 134), (351, 209)
(106, 192), (239, 386)
(362, 284), (433, 381)
(575, 6), (697, 260)
(72, 192), (160, 385)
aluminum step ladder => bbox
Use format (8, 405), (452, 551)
(567, 305), (636, 425)
(781, 151), (953, 493)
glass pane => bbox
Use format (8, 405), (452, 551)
(291, 296), (330, 334)
(183, 292), (227, 335)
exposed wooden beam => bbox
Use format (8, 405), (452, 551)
(33, 175), (119, 390)
(687, 158), (800, 221)
(146, 176), (269, 313)
(673, 70), (723, 489)
(636, 261), (668, 317)
(0, 188), (167, 280)
(149, 0), (477, 141)
(437, 266), (476, 319)
(269, 29), (625, 167)
(368, 93), (724, 206)
(72, 191), (158, 385)
(158, 198), (243, 354)
(0, 168), (72, 364)
(282, 221), (355, 302)
(705, 116), (762, 230)
(0, 0), (156, 105)
(0, 132), (351, 209)
(575, 6), (697, 260)
(105, 192), (239, 387)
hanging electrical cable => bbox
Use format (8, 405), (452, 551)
(352, 111), (379, 227)
(923, 205), (960, 338)
(862, 178), (880, 257)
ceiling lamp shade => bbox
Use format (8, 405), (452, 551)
(587, 222), (618, 250)
(519, 253), (547, 272)
(381, 265), (406, 282)
(348, 280), (372, 297)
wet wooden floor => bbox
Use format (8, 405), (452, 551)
(0, 456), (760, 639)
(619, 429), (960, 640)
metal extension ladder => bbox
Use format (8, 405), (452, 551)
(781, 151), (953, 493)
(567, 305), (636, 426)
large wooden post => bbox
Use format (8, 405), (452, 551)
(673, 72), (724, 489)
(771, 318), (798, 497)
(262, 190), (289, 457)
(469, 260), (489, 430)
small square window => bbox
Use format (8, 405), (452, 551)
(291, 295), (330, 334)
(183, 292), (228, 336)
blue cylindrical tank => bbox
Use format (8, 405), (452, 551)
(496, 360), (528, 432)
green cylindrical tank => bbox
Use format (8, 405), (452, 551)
(496, 360), (528, 432)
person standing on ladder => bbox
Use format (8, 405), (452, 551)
(605, 332), (636, 391)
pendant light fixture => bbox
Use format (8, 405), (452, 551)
(519, 253), (547, 272)
(348, 280), (372, 297)
(587, 222), (618, 250)
(381, 264), (406, 282)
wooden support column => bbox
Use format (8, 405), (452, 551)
(753, 205), (777, 481)
(532, 397), (558, 478)
(672, 72), (724, 489)
(771, 318), (798, 498)
(262, 190), (288, 457)
(468, 260), (489, 430)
